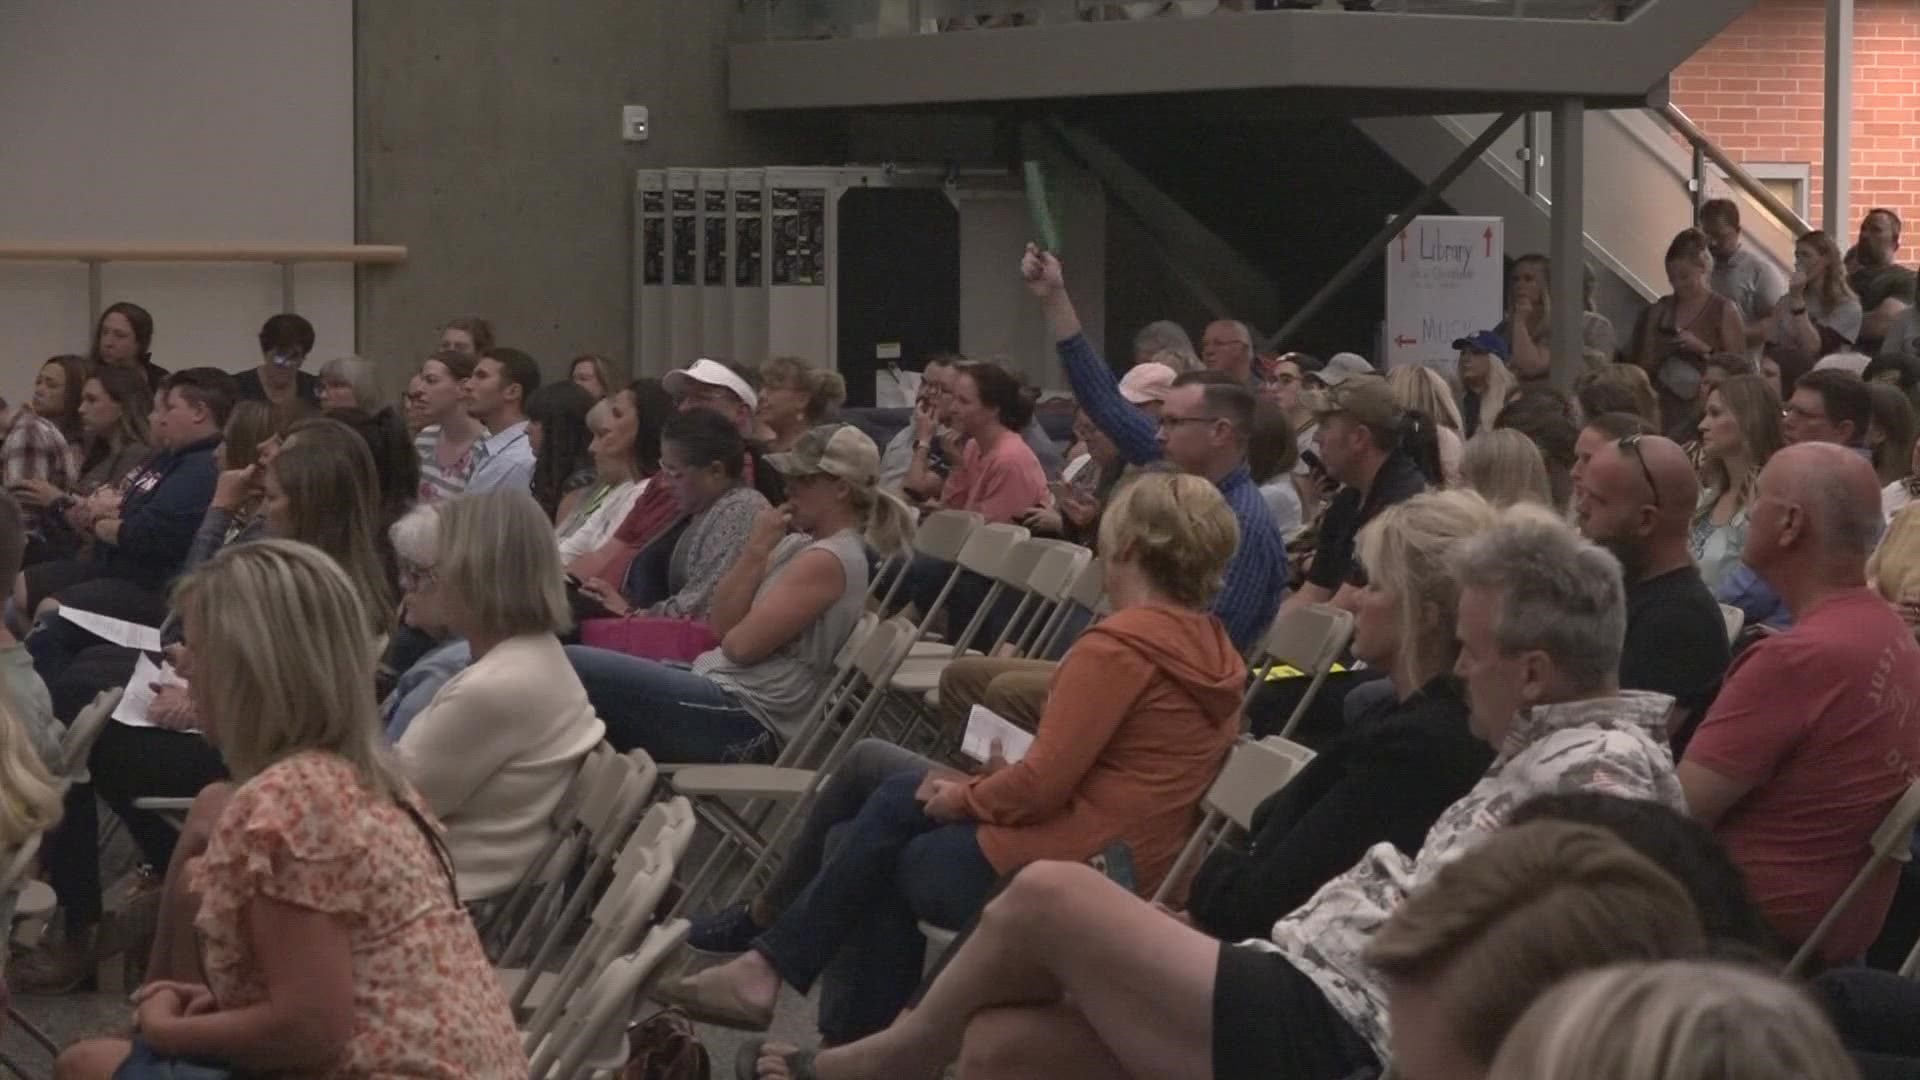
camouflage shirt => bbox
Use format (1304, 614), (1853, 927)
(1250, 691), (1683, 1060)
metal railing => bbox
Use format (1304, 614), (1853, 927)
(735, 0), (1637, 41)
(0, 242), (408, 331)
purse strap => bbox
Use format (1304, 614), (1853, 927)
(394, 797), (460, 905)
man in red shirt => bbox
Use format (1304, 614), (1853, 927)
(1681, 441), (1920, 966)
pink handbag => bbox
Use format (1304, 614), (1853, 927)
(579, 617), (720, 663)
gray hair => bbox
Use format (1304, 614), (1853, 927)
(1133, 320), (1194, 360)
(1450, 504), (1626, 695)
(388, 501), (440, 568)
(319, 354), (382, 409)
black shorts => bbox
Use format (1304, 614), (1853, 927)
(1213, 943), (1378, 1080)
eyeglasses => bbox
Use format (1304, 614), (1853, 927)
(1782, 402), (1827, 423)
(398, 562), (437, 591)
(1618, 433), (1660, 508)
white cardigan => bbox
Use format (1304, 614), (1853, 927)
(395, 634), (605, 901)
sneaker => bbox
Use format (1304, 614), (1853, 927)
(12, 929), (99, 995)
(686, 902), (764, 956)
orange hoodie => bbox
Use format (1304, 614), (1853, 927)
(960, 603), (1246, 896)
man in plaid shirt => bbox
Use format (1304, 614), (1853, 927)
(1, 400), (72, 491)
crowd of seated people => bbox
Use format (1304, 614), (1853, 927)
(8, 198), (1920, 1079)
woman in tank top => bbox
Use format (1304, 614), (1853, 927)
(565, 423), (912, 763)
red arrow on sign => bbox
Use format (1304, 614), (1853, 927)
(1484, 225), (1494, 256)
(1394, 334), (1417, 347)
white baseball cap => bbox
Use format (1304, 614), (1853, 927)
(664, 358), (758, 412)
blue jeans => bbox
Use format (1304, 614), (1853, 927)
(754, 770), (998, 1044)
(761, 739), (933, 913)
(563, 645), (775, 763)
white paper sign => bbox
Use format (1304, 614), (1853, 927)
(961, 704), (1035, 765)
(111, 654), (191, 729)
(59, 607), (164, 653)
(874, 366), (921, 409)
(1384, 215), (1505, 373)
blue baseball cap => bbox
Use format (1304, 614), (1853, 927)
(1452, 330), (1510, 361)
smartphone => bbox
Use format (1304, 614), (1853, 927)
(563, 573), (583, 589)
(1046, 480), (1075, 505)
(1301, 449), (1328, 478)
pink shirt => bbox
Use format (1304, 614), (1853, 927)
(1686, 588), (1920, 965)
(941, 429), (1048, 524)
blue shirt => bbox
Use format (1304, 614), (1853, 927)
(382, 639), (472, 741)
(465, 420), (536, 495)
(1056, 333), (1289, 651)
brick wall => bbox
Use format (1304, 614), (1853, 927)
(1671, 0), (1920, 237)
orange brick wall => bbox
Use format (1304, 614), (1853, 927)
(1670, 0), (1920, 236)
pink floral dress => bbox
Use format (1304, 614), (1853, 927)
(191, 751), (527, 1078)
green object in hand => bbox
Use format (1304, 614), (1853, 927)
(1024, 160), (1060, 255)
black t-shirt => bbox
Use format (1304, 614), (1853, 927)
(1622, 566), (1731, 735)
(1307, 452), (1427, 591)
(232, 367), (321, 407)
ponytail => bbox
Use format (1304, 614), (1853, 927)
(853, 485), (915, 557)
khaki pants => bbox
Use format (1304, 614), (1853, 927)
(937, 657), (1056, 739)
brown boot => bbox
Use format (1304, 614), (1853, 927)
(11, 926), (100, 994)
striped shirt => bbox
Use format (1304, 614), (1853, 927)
(415, 425), (488, 504)
(1056, 333), (1288, 651)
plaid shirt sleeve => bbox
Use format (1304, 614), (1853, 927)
(0, 412), (71, 488)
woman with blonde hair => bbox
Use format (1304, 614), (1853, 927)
(1388, 365), (1464, 484)
(1771, 229), (1863, 355)
(1459, 344), (1517, 439)
(570, 352), (617, 401)
(669, 470), (1247, 1048)
(54, 541), (525, 1079)
(568, 423), (913, 763)
(1460, 429), (1555, 509)
(1185, 490), (1496, 941)
(757, 356), (849, 453)
(1488, 960), (1858, 1080)
(393, 488), (604, 904)
(1690, 373), (1784, 591)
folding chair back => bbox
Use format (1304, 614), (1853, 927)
(1009, 543), (1092, 654)
(59, 687), (124, 782)
(527, 919), (690, 1080)
(875, 510), (982, 611)
(495, 753), (648, 968)
(1033, 555), (1105, 658)
(1719, 603), (1745, 644)
(1786, 775), (1920, 976)
(482, 746), (619, 949)
(1247, 604), (1355, 739)
(1150, 736), (1317, 904)
(519, 847), (677, 1054)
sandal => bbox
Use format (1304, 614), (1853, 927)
(734, 1039), (817, 1080)
(649, 969), (774, 1031)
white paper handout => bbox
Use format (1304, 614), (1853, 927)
(112, 653), (191, 729)
(59, 607), (164, 653)
(961, 705), (1036, 765)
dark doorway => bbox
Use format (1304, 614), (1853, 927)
(836, 187), (960, 407)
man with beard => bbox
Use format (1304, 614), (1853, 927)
(1573, 430), (1731, 752)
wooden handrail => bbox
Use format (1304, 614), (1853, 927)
(0, 242), (406, 264)
(0, 242), (408, 328)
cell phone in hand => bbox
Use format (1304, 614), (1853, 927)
(1301, 449), (1327, 478)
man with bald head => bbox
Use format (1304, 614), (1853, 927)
(1574, 432), (1732, 743)
(1681, 442), (1920, 968)
(1201, 320), (1256, 387)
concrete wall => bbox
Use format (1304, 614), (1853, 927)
(355, 1), (842, 386)
(0, 0), (354, 404)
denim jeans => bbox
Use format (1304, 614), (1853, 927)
(761, 739), (933, 915)
(563, 645), (774, 763)
(891, 556), (998, 645)
(754, 769), (998, 1044)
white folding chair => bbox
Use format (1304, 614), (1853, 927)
(526, 919), (691, 1080)
(670, 617), (919, 914)
(1150, 736), (1318, 905)
(0, 835), (62, 1073)
(899, 522), (1030, 658)
(493, 753), (653, 970)
(480, 743), (627, 947)
(512, 799), (692, 1044)
(1718, 602), (1745, 644)
(1246, 604), (1355, 739)
(880, 509), (982, 614)
(1787, 776), (1920, 976)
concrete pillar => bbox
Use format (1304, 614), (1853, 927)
(1824, 0), (1854, 234)
(1549, 98), (1585, 388)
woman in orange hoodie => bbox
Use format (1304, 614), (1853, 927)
(661, 470), (1247, 1045)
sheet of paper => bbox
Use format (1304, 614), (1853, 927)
(111, 654), (190, 729)
(961, 704), (1036, 765)
(59, 607), (163, 653)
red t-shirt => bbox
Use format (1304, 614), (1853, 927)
(1686, 588), (1920, 965)
(941, 430), (1048, 525)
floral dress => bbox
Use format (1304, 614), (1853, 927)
(191, 751), (526, 1079)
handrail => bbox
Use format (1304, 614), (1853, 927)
(0, 242), (408, 326)
(1659, 103), (1812, 238)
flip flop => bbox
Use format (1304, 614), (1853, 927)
(735, 1039), (818, 1080)
(650, 971), (775, 1032)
